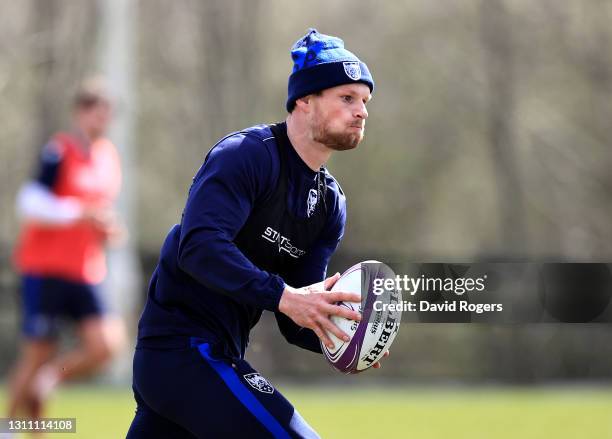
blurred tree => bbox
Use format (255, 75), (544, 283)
(480, 0), (527, 255)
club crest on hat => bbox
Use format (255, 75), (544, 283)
(243, 373), (274, 394)
(343, 61), (362, 81)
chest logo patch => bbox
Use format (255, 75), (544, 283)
(261, 227), (306, 258)
(244, 373), (274, 394)
(306, 188), (318, 218)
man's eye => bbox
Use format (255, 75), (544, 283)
(342, 96), (353, 103)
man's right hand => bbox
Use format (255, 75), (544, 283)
(82, 207), (127, 246)
(278, 273), (362, 350)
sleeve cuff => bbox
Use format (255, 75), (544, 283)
(260, 275), (285, 312)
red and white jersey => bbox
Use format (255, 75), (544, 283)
(13, 132), (122, 284)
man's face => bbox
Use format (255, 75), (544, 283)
(308, 83), (371, 151)
(77, 101), (112, 140)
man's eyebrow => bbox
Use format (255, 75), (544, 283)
(339, 89), (371, 102)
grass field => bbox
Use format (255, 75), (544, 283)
(2, 385), (612, 438)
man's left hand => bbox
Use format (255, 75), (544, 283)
(372, 350), (390, 369)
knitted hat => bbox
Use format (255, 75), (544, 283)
(286, 28), (374, 112)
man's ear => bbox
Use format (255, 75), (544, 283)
(295, 95), (312, 112)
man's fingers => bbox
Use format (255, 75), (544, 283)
(372, 351), (390, 369)
(322, 303), (361, 322)
(325, 291), (361, 304)
(318, 317), (350, 343)
(322, 272), (341, 291)
(312, 324), (335, 349)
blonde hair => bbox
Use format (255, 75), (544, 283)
(74, 76), (111, 109)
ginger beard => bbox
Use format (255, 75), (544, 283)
(310, 98), (364, 151)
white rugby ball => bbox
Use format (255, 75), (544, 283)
(322, 260), (402, 374)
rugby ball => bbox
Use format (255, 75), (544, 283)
(322, 261), (402, 374)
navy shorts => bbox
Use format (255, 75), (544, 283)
(126, 338), (320, 439)
(20, 275), (106, 339)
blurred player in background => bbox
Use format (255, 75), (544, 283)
(127, 29), (385, 438)
(7, 77), (127, 421)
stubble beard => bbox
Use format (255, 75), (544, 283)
(312, 116), (364, 151)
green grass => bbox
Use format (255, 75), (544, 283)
(2, 385), (612, 438)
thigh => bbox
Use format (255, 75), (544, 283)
(77, 315), (126, 357)
(196, 343), (319, 439)
(126, 386), (196, 439)
(132, 343), (319, 439)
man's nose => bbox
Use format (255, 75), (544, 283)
(355, 102), (368, 119)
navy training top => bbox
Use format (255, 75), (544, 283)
(136, 123), (347, 358)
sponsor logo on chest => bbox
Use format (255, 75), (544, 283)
(261, 226), (306, 258)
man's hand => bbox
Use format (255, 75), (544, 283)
(82, 207), (127, 246)
(372, 350), (390, 369)
(278, 273), (362, 350)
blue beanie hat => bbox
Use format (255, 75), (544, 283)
(286, 28), (374, 112)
